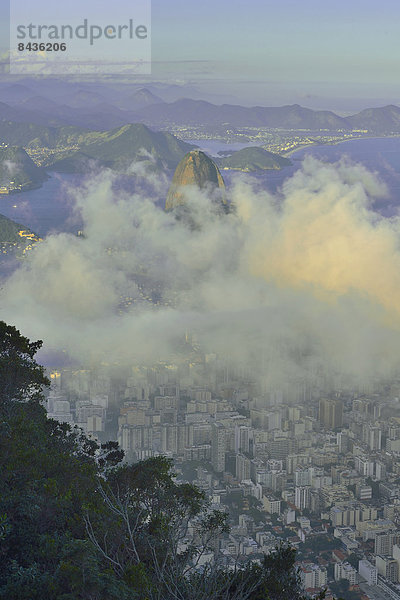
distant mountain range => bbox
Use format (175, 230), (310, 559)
(0, 80), (237, 107)
(133, 99), (400, 133)
(1, 84), (400, 189)
(0, 96), (144, 130)
(2, 85), (400, 133)
(0, 98), (140, 130)
(134, 100), (345, 130)
(116, 88), (164, 111)
(0, 86), (167, 130)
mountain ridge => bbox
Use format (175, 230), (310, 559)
(2, 95), (400, 134)
(0, 212), (38, 244)
(46, 123), (195, 172)
(0, 146), (48, 191)
(133, 99), (400, 132)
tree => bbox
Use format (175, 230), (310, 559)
(0, 321), (49, 404)
(225, 545), (326, 600)
(366, 477), (380, 498)
(346, 552), (360, 569)
(85, 458), (327, 600)
(0, 321), (330, 600)
(85, 456), (233, 600)
(0, 323), (128, 599)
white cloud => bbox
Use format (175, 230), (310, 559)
(2, 156), (400, 386)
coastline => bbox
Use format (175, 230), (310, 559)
(282, 133), (400, 158)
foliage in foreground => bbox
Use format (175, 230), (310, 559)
(0, 321), (327, 599)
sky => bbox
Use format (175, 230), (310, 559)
(150, 0), (400, 107)
(1, 0), (400, 107)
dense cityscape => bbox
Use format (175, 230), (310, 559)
(40, 359), (400, 600)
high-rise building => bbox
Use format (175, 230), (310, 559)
(295, 467), (311, 487)
(267, 437), (293, 461)
(386, 439), (400, 453)
(118, 425), (154, 460)
(235, 425), (251, 454)
(356, 484), (372, 501)
(358, 560), (377, 586)
(184, 445), (211, 462)
(295, 486), (311, 510)
(384, 505), (395, 520)
(376, 556), (399, 583)
(354, 455), (374, 477)
(337, 432), (349, 454)
(211, 422), (226, 472)
(363, 424), (382, 451)
(376, 461), (387, 481)
(262, 495), (281, 515)
(286, 453), (309, 475)
(236, 453), (251, 482)
(299, 564), (327, 590)
(319, 398), (343, 429)
(46, 394), (73, 425)
(161, 424), (178, 454)
(375, 532), (400, 556)
(334, 562), (357, 585)
(393, 545), (400, 579)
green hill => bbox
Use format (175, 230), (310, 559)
(0, 213), (40, 260)
(47, 123), (195, 172)
(0, 121), (194, 177)
(218, 146), (291, 171)
(0, 213), (33, 243)
(0, 120), (105, 149)
(347, 105), (400, 132)
(0, 321), (309, 600)
(0, 146), (48, 191)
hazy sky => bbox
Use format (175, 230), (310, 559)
(150, 0), (400, 106)
(2, 0), (400, 107)
(152, 0), (398, 78)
